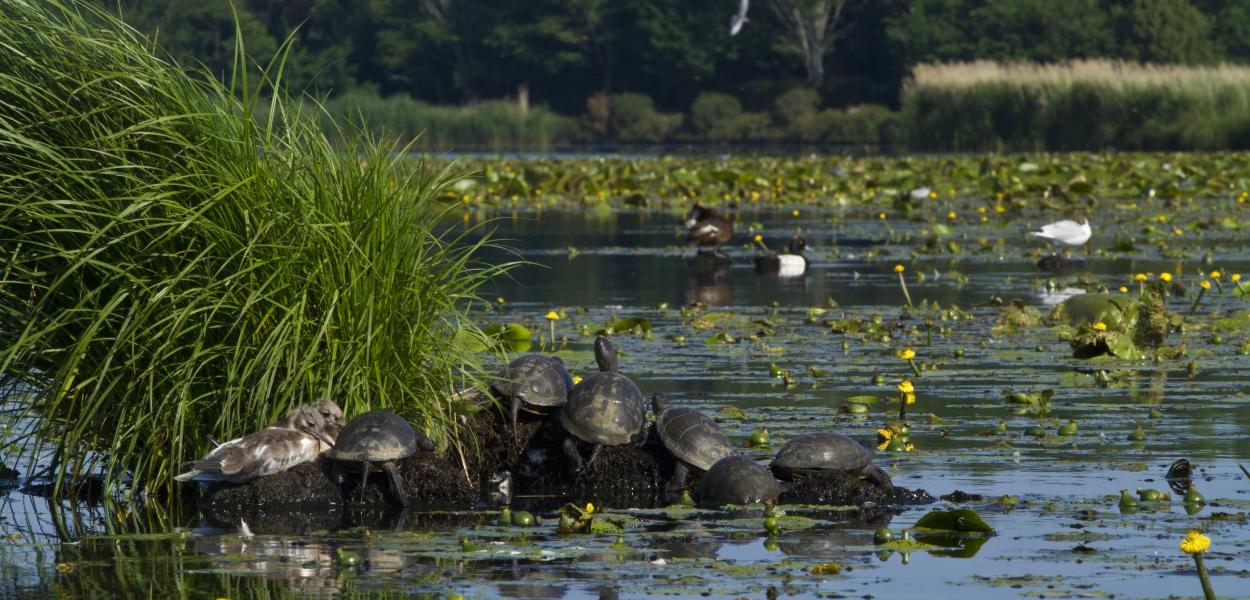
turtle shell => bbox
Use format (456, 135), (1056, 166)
(492, 355), (572, 408)
(656, 407), (733, 471)
(558, 372), (646, 446)
(328, 409), (430, 463)
(769, 432), (873, 480)
(695, 455), (781, 507)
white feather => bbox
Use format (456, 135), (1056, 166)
(776, 254), (806, 277)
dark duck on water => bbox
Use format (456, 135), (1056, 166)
(753, 235), (807, 277)
(683, 204), (733, 254)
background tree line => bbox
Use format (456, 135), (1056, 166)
(99, 0), (1250, 149)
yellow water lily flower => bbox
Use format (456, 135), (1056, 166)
(1179, 530), (1211, 554)
(1233, 273), (1242, 282)
(753, 234), (763, 243)
(1134, 273), (1148, 282)
(1118, 286), (1128, 293)
(1160, 272), (1173, 282)
(545, 310), (561, 320)
(585, 502), (596, 514)
(898, 348), (916, 360)
(572, 375), (583, 384)
(1093, 322), (1107, 331)
(904, 393), (916, 405)
(1210, 271), (1222, 279)
(893, 264), (905, 273)
(947, 211), (957, 220)
(897, 380), (914, 395)
(1200, 280), (1211, 290)
(792, 209), (800, 217)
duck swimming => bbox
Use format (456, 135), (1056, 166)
(175, 401), (339, 484)
(683, 204), (733, 253)
(753, 236), (807, 277)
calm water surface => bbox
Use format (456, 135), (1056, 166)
(3, 208), (1249, 599)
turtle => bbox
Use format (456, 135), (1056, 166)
(557, 336), (648, 474)
(651, 393), (733, 497)
(769, 432), (892, 488)
(328, 409), (435, 506)
(694, 455), (782, 507)
(491, 354), (573, 448)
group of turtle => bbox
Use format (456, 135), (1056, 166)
(177, 399), (434, 506)
(493, 335), (892, 507)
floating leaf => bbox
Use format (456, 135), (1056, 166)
(913, 508), (995, 535)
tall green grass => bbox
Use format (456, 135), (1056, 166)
(903, 60), (1250, 151)
(322, 92), (571, 150)
(0, 1), (504, 496)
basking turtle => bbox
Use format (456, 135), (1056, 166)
(491, 354), (572, 447)
(769, 432), (891, 487)
(328, 409), (435, 506)
(651, 393), (733, 496)
(695, 455), (782, 507)
(557, 336), (647, 474)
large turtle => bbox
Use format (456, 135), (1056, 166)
(651, 393), (733, 497)
(557, 336), (647, 474)
(491, 354), (572, 447)
(695, 455), (782, 507)
(769, 432), (891, 487)
(328, 409), (435, 506)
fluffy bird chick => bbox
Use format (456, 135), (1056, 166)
(175, 404), (336, 484)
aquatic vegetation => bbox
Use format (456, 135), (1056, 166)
(0, 1), (503, 495)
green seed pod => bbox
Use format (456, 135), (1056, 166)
(750, 427), (770, 448)
(1118, 489), (1139, 511)
(1184, 484), (1205, 505)
(873, 527), (895, 544)
(1127, 426), (1146, 441)
(512, 510), (535, 526)
(1137, 488), (1162, 501)
(498, 506), (512, 526)
(1026, 425), (1046, 438)
(1057, 420), (1077, 436)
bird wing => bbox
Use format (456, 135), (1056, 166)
(730, 0), (749, 35)
(177, 428), (320, 482)
(687, 222), (719, 239)
(1032, 220), (1078, 239)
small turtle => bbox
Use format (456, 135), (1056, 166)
(328, 409), (435, 506)
(651, 393), (732, 497)
(491, 354), (572, 447)
(769, 432), (891, 487)
(695, 455), (782, 507)
(557, 336), (647, 474)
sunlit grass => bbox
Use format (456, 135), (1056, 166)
(904, 60), (1250, 151)
(0, 0), (506, 496)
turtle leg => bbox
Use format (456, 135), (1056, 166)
(562, 436), (585, 475)
(664, 461), (689, 503)
(583, 443), (603, 472)
(381, 461), (411, 507)
(510, 395), (522, 450)
(358, 463), (371, 502)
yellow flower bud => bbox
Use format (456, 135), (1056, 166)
(545, 310), (561, 320)
(1179, 530), (1211, 555)
(897, 380), (915, 395)
(898, 348), (916, 360)
(904, 393), (916, 405)
(947, 211), (956, 220)
(1210, 271), (1222, 279)
(1200, 280), (1211, 290)
(572, 375), (583, 384)
(894, 264), (905, 273)
(585, 502), (595, 514)
(1233, 273), (1242, 282)
(1134, 273), (1148, 282)
(1093, 322), (1107, 331)
(1160, 272), (1173, 282)
(1118, 286), (1128, 293)
(792, 209), (800, 217)
(753, 234), (763, 243)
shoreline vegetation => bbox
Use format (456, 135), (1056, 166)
(320, 60), (1250, 153)
(429, 153), (1250, 211)
(0, 1), (502, 497)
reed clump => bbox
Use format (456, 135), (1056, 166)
(903, 60), (1250, 151)
(0, 0), (503, 496)
(322, 91), (571, 150)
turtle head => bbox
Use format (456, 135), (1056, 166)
(651, 393), (671, 415)
(593, 336), (618, 372)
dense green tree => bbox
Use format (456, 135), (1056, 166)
(1112, 0), (1216, 63)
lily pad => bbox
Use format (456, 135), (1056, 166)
(913, 508), (995, 535)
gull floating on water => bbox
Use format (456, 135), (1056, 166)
(729, 0), (749, 35)
(1030, 217), (1091, 248)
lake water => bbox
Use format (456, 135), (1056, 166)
(3, 208), (1249, 598)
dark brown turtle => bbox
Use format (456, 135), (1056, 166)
(491, 354), (572, 448)
(695, 455), (782, 507)
(652, 393), (732, 497)
(769, 432), (891, 487)
(557, 336), (647, 474)
(328, 409), (435, 506)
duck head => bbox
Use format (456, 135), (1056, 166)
(786, 237), (807, 254)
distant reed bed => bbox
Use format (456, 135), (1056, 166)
(0, 1), (503, 496)
(903, 60), (1250, 151)
(321, 92), (571, 150)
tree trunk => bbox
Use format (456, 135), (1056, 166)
(765, 0), (848, 87)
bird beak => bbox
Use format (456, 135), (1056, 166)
(313, 430), (335, 448)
